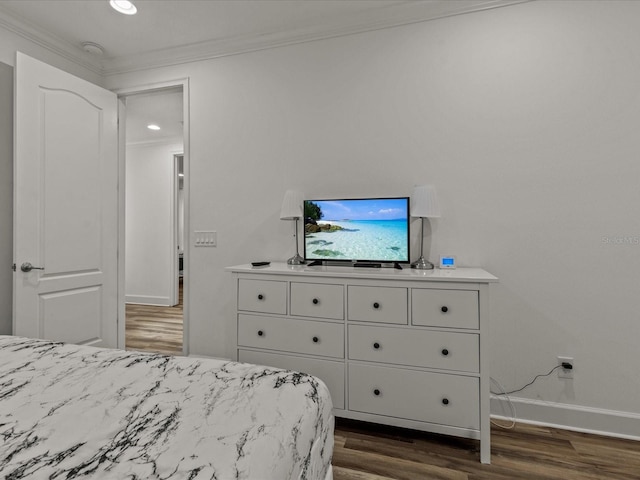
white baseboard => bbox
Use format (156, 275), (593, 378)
(491, 395), (640, 441)
(125, 295), (171, 306)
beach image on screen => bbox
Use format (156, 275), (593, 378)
(304, 198), (409, 262)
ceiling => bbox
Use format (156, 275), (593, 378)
(124, 88), (183, 145)
(0, 0), (525, 144)
(0, 0), (525, 76)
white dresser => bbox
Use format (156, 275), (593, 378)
(227, 263), (498, 463)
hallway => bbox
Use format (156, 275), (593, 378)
(125, 279), (183, 355)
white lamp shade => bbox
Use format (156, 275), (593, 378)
(410, 185), (441, 218)
(280, 190), (304, 219)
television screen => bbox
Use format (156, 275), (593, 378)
(304, 197), (410, 264)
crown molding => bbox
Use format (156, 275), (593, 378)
(102, 0), (531, 76)
(0, 4), (102, 75)
(0, 0), (531, 78)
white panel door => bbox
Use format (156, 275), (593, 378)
(13, 52), (118, 348)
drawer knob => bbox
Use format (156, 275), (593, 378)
(312, 336), (319, 343)
(373, 342), (380, 350)
(442, 398), (450, 406)
(312, 298), (319, 305)
(441, 306), (449, 313)
(257, 294), (264, 300)
(373, 389), (381, 396)
(373, 302), (380, 309)
(257, 330), (264, 337)
(441, 348), (449, 356)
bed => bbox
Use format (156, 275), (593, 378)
(0, 336), (334, 479)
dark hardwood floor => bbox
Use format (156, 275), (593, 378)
(124, 290), (640, 479)
(332, 418), (640, 480)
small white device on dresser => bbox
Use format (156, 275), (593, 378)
(439, 255), (457, 269)
(226, 262), (498, 464)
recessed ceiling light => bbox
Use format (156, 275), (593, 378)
(147, 124), (161, 131)
(110, 0), (137, 15)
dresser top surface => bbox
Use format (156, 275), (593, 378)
(226, 263), (498, 283)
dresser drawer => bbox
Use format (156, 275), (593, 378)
(349, 324), (479, 373)
(238, 314), (344, 358)
(349, 363), (479, 430)
(348, 286), (408, 325)
(239, 349), (345, 410)
(412, 289), (479, 329)
(238, 279), (287, 315)
(290, 282), (344, 320)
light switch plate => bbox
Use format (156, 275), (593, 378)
(194, 231), (217, 247)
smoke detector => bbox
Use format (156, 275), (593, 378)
(82, 42), (105, 56)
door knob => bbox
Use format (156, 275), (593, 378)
(20, 262), (44, 272)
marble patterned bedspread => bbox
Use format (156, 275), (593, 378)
(0, 336), (334, 479)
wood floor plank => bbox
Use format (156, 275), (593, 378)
(332, 466), (394, 480)
(568, 440), (640, 477)
(332, 445), (468, 480)
(125, 280), (183, 355)
(334, 419), (640, 480)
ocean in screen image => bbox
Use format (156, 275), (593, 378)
(305, 219), (408, 261)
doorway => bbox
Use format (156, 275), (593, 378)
(120, 84), (188, 355)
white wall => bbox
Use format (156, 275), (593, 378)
(105, 0), (640, 436)
(125, 142), (182, 305)
(0, 0), (632, 436)
(0, 61), (12, 334)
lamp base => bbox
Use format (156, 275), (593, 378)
(411, 255), (435, 270)
(287, 253), (306, 265)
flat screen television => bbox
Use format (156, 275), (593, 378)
(303, 197), (410, 265)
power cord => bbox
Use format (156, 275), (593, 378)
(492, 364), (569, 396)
(490, 377), (516, 429)
(490, 362), (573, 429)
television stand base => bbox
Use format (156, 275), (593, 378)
(353, 262), (382, 268)
(306, 261), (403, 269)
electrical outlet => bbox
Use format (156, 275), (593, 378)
(557, 356), (574, 379)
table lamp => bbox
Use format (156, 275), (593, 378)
(280, 190), (305, 265)
(411, 185), (441, 269)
